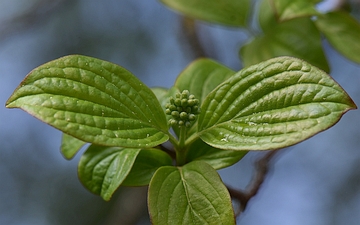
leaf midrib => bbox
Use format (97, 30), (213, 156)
(12, 79), (165, 131)
(31, 70), (152, 121)
(199, 101), (349, 137)
(179, 168), (223, 224)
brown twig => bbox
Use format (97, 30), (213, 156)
(158, 144), (176, 160)
(180, 17), (207, 58)
(228, 150), (281, 216)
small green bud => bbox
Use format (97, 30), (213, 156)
(175, 98), (181, 106)
(188, 114), (196, 121)
(180, 112), (188, 120)
(187, 99), (195, 106)
(169, 105), (177, 111)
(171, 111), (180, 118)
(169, 119), (177, 126)
(181, 90), (189, 99)
(192, 105), (199, 113)
(181, 99), (188, 107)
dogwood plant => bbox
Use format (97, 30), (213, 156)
(6, 55), (356, 224)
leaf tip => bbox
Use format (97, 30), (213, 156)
(5, 96), (16, 108)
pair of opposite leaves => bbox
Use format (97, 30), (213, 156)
(6, 55), (356, 153)
(5, 55), (356, 225)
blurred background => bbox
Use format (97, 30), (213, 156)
(1, 0), (360, 224)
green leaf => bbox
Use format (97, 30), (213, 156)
(241, 17), (330, 72)
(78, 144), (140, 201)
(315, 11), (360, 63)
(148, 161), (235, 225)
(152, 87), (180, 113)
(174, 58), (235, 104)
(60, 133), (86, 160)
(122, 148), (173, 186)
(151, 87), (170, 106)
(160, 0), (251, 27)
(198, 57), (356, 151)
(186, 139), (247, 170)
(6, 55), (169, 148)
(258, 0), (279, 33)
(270, 0), (321, 22)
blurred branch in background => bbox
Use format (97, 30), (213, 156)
(180, 16), (206, 59)
(228, 150), (282, 216)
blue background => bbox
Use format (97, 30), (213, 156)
(1, 0), (360, 224)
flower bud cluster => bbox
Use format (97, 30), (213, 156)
(165, 90), (200, 127)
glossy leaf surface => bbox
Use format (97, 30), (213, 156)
(6, 55), (169, 148)
(78, 145), (140, 201)
(270, 0), (320, 21)
(315, 11), (360, 63)
(60, 133), (86, 160)
(241, 17), (329, 72)
(148, 161), (235, 225)
(122, 149), (173, 186)
(186, 139), (247, 170)
(198, 57), (356, 151)
(160, 0), (251, 27)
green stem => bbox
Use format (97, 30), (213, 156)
(176, 126), (188, 166)
(184, 132), (199, 147)
(167, 132), (178, 147)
